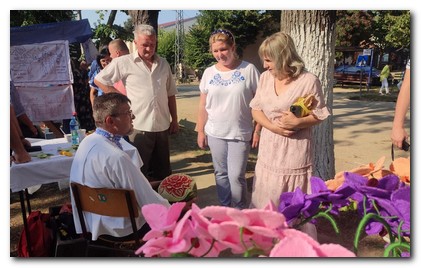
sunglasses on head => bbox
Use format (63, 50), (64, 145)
(211, 29), (234, 40)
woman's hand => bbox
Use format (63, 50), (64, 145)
(251, 131), (260, 148)
(278, 111), (300, 130)
(272, 126), (296, 137)
(391, 126), (409, 149)
(197, 131), (208, 149)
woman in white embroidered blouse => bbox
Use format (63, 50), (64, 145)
(196, 29), (261, 209)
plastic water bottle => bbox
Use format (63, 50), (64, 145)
(69, 112), (80, 145)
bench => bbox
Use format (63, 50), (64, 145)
(334, 73), (369, 87)
(391, 71), (404, 84)
(187, 74), (196, 82)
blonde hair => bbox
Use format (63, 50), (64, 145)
(208, 29), (237, 58)
(258, 32), (305, 78)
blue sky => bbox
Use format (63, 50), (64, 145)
(81, 10), (199, 27)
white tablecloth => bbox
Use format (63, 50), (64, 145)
(10, 138), (139, 192)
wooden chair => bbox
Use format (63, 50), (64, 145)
(70, 182), (142, 257)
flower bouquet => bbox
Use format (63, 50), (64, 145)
(135, 156), (409, 258)
(279, 156), (410, 257)
(135, 201), (355, 257)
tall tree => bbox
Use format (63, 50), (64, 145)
(10, 10), (74, 27)
(128, 10), (160, 33)
(91, 10), (133, 48)
(157, 29), (176, 69)
(281, 10), (337, 179)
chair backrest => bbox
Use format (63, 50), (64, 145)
(70, 182), (140, 242)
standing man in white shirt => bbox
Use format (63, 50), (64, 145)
(95, 24), (179, 183)
(70, 93), (170, 241)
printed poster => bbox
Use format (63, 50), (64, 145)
(15, 85), (75, 122)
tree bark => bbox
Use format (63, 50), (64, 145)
(281, 10), (337, 179)
(128, 10), (160, 34)
(107, 10), (117, 27)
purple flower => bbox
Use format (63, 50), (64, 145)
(278, 187), (319, 225)
(344, 173), (400, 211)
(344, 173), (400, 200)
(375, 186), (410, 237)
(279, 177), (356, 225)
(344, 172), (408, 236)
(307, 177), (355, 215)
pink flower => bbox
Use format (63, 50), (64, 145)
(200, 205), (288, 255)
(135, 202), (188, 257)
(136, 202), (356, 258)
(135, 236), (187, 257)
(137, 203), (226, 257)
(141, 202), (185, 240)
(269, 228), (355, 257)
(172, 204), (227, 257)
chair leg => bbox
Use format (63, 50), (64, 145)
(86, 243), (138, 257)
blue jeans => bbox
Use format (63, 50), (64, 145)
(207, 136), (250, 209)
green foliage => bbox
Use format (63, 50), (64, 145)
(184, 10), (280, 71)
(383, 11), (410, 50)
(91, 10), (133, 49)
(197, 10), (276, 57)
(336, 10), (410, 50)
(184, 25), (214, 71)
(10, 10), (75, 27)
(336, 11), (374, 47)
(157, 30), (176, 70)
(93, 24), (132, 48)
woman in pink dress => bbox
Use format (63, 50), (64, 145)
(249, 32), (330, 209)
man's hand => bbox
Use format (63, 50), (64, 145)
(169, 121), (179, 134)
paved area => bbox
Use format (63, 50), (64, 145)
(171, 84), (411, 208)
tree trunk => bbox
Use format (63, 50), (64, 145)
(128, 10), (160, 34)
(107, 10), (117, 27)
(281, 10), (337, 179)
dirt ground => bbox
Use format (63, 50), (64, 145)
(10, 84), (407, 257)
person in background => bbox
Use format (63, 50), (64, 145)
(10, 80), (39, 138)
(69, 93), (170, 242)
(10, 104), (31, 164)
(62, 59), (96, 134)
(89, 47), (111, 106)
(108, 38), (130, 95)
(79, 60), (89, 77)
(379, 64), (391, 95)
(196, 29), (261, 209)
(391, 59), (410, 149)
(88, 58), (99, 86)
(249, 32), (330, 213)
(94, 24), (179, 183)
(73, 59), (96, 131)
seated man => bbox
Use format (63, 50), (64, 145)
(70, 93), (170, 241)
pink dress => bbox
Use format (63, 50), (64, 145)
(249, 71), (330, 209)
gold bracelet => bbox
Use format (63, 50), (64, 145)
(254, 130), (261, 136)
